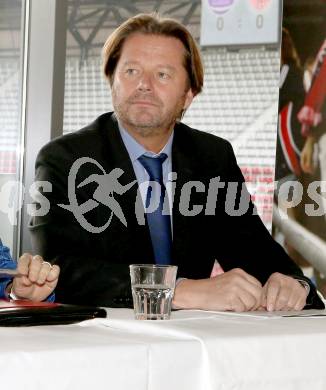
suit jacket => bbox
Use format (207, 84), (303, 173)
(29, 112), (324, 308)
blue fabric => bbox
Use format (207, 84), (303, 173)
(118, 123), (174, 229)
(0, 240), (16, 299)
(138, 154), (172, 265)
(0, 239), (55, 302)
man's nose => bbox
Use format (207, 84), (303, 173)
(137, 72), (153, 92)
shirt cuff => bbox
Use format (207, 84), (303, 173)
(46, 292), (56, 302)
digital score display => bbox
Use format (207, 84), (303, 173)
(200, 0), (281, 46)
(250, 0), (272, 11)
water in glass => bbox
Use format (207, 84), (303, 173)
(132, 283), (173, 320)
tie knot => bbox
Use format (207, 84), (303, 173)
(138, 153), (167, 182)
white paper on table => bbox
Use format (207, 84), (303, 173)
(211, 309), (326, 319)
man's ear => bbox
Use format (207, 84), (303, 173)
(183, 88), (194, 111)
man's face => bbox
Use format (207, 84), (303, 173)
(111, 33), (194, 136)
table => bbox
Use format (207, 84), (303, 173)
(1, 308), (326, 390)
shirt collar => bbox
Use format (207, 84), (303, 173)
(118, 120), (174, 163)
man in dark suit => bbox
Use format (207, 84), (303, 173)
(30, 13), (323, 311)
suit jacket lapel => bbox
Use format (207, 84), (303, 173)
(171, 124), (194, 263)
(98, 113), (154, 260)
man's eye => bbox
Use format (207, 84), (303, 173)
(158, 72), (170, 80)
(126, 68), (137, 75)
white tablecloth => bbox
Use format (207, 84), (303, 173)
(1, 308), (326, 390)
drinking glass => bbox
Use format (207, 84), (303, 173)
(129, 264), (178, 320)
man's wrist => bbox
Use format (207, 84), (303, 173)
(4, 282), (12, 299)
(297, 279), (310, 295)
(293, 277), (310, 296)
(173, 278), (204, 309)
(8, 286), (27, 301)
(176, 277), (187, 286)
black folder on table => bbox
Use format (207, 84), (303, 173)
(0, 300), (107, 327)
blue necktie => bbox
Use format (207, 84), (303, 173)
(138, 154), (172, 265)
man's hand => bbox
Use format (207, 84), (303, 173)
(300, 136), (315, 174)
(173, 268), (263, 312)
(261, 272), (308, 311)
(10, 253), (60, 302)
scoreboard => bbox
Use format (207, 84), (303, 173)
(200, 0), (281, 46)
